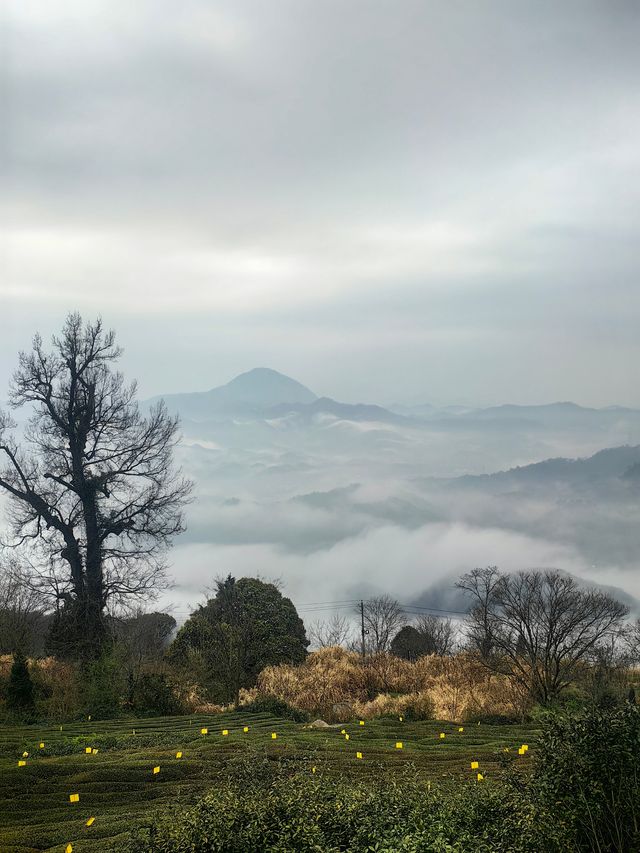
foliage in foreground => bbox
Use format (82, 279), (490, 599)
(128, 772), (559, 853)
(127, 703), (640, 853)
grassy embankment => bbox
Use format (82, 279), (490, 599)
(0, 713), (537, 853)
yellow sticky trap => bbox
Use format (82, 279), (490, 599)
(18, 760), (26, 767)
(133, 729), (136, 735)
(201, 728), (208, 735)
(271, 732), (277, 740)
(153, 766), (160, 774)
(69, 793), (80, 803)
(85, 747), (92, 754)
(88, 715), (91, 721)
(222, 729), (228, 736)
(439, 733), (445, 739)
(92, 749), (98, 755)
(60, 725), (63, 731)
(521, 744), (529, 752)
(477, 773), (484, 781)
(341, 729), (346, 735)
(344, 734), (349, 740)
(66, 845), (73, 853)
(22, 751), (29, 757)
(356, 751), (363, 759)
(39, 742), (45, 749)
(518, 747), (525, 755)
(458, 727), (464, 733)
(176, 751), (183, 759)
(312, 766), (317, 773)
(471, 761), (479, 769)
(359, 720), (365, 726)
(395, 742), (403, 749)
(243, 726), (249, 733)
(399, 716), (404, 722)
(86, 817), (95, 827)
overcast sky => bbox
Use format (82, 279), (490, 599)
(2, 1), (640, 407)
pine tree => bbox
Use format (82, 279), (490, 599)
(6, 651), (35, 714)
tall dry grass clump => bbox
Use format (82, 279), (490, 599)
(256, 646), (369, 720)
(251, 648), (531, 721)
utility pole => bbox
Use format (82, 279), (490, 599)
(360, 599), (366, 661)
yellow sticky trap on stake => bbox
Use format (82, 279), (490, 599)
(66, 845), (73, 853)
(470, 761), (479, 769)
(458, 727), (464, 733)
(22, 751), (29, 757)
(92, 749), (98, 755)
(18, 760), (26, 767)
(518, 747), (525, 755)
(85, 747), (92, 754)
(345, 734), (349, 741)
(340, 729), (346, 735)
(39, 742), (45, 749)
(395, 742), (403, 749)
(359, 720), (365, 726)
(356, 751), (363, 759)
(312, 766), (317, 774)
(86, 817), (95, 827)
(153, 766), (160, 774)
(521, 744), (529, 752)
(176, 751), (183, 759)
(201, 728), (208, 735)
(271, 732), (277, 740)
(243, 726), (249, 733)
(69, 793), (80, 803)
(477, 773), (484, 782)
(222, 729), (228, 736)
(88, 715), (91, 721)
(439, 733), (445, 739)
(399, 716), (403, 722)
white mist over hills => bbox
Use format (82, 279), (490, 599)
(143, 369), (640, 621)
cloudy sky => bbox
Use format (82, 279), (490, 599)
(3, 1), (640, 407)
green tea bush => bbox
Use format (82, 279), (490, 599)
(531, 701), (640, 852)
(240, 695), (310, 722)
(126, 774), (565, 853)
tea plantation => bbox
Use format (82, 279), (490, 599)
(0, 713), (536, 852)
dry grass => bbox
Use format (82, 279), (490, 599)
(251, 647), (531, 721)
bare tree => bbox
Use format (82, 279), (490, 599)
(457, 567), (629, 704)
(0, 558), (47, 654)
(414, 614), (456, 655)
(114, 610), (177, 703)
(0, 314), (192, 658)
(359, 595), (405, 653)
(309, 613), (353, 649)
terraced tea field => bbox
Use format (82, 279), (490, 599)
(0, 713), (537, 852)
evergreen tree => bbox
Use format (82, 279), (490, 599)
(6, 651), (35, 714)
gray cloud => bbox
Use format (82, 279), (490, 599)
(3, 1), (640, 406)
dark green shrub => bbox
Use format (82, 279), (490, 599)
(532, 702), (640, 852)
(79, 652), (125, 719)
(132, 673), (183, 717)
(241, 695), (310, 722)
(6, 652), (35, 716)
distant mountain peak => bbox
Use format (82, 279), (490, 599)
(147, 368), (316, 421)
(222, 368), (316, 405)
